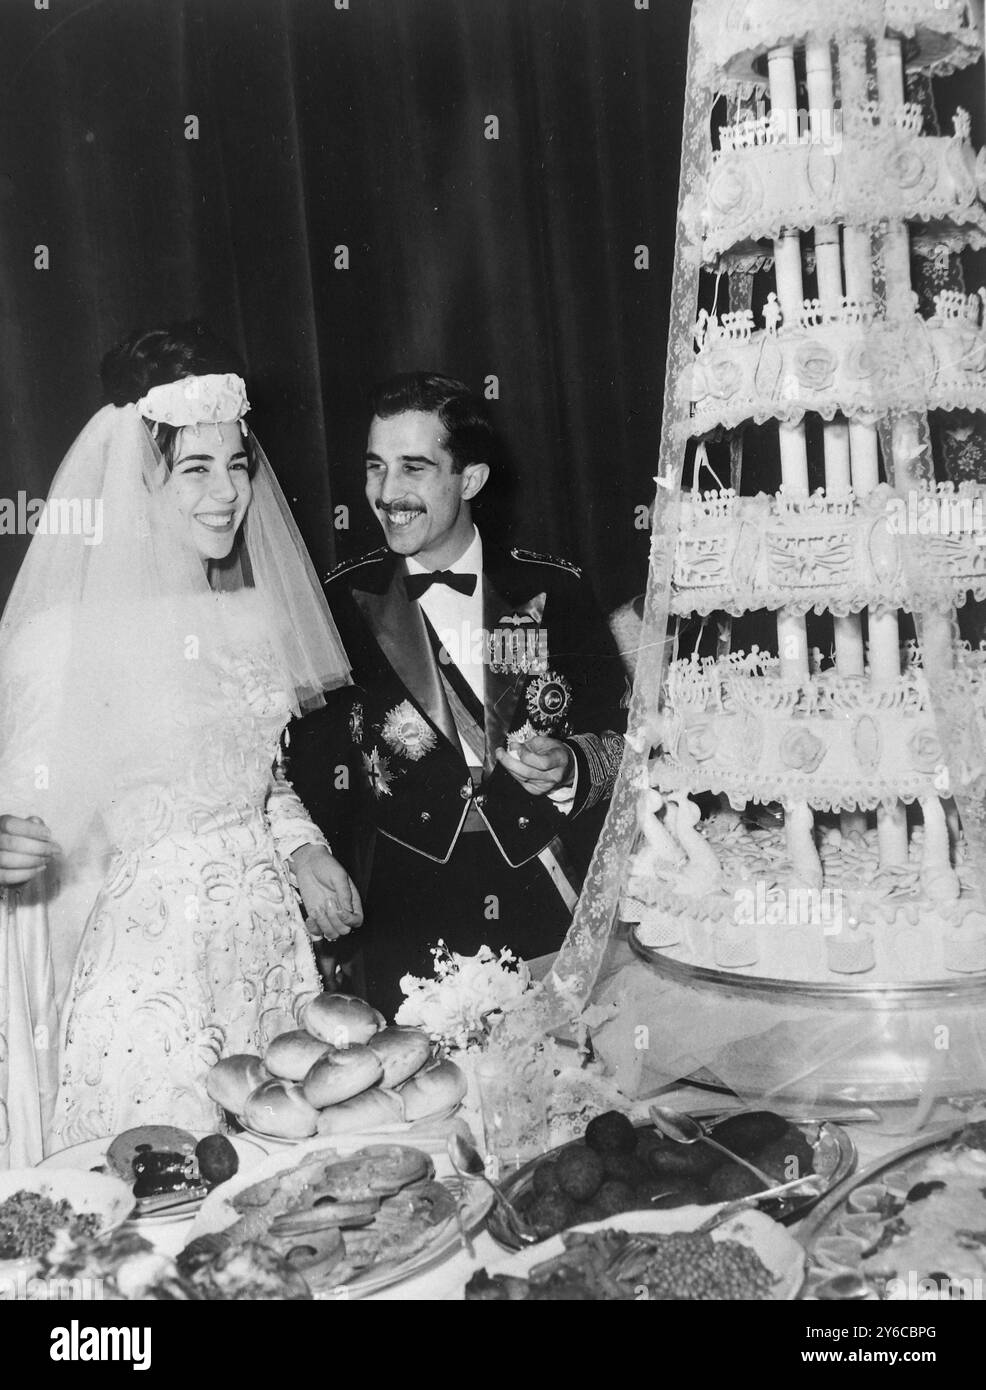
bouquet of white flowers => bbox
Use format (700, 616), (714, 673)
(394, 942), (534, 1053)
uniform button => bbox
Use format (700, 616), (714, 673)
(460, 783), (472, 800)
(518, 815), (530, 829)
(473, 793), (485, 808)
(419, 811), (431, 823)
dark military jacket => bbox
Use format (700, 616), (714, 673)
(287, 536), (627, 885)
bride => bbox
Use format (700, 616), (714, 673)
(0, 322), (360, 1165)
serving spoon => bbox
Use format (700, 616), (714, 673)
(695, 1171), (825, 1232)
(648, 1104), (775, 1189)
(447, 1133), (539, 1246)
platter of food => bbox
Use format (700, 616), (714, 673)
(0, 1168), (135, 1281)
(38, 1127), (267, 1223)
(487, 1108), (855, 1251)
(800, 1119), (986, 1300)
(183, 1136), (493, 1297)
(208, 994), (466, 1142)
(466, 1206), (806, 1300)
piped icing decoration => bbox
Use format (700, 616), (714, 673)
(713, 923), (760, 969)
(943, 910), (986, 973)
(826, 922), (876, 975)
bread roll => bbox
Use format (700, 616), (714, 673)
(243, 1078), (320, 1138)
(205, 1055), (271, 1114)
(302, 993), (386, 1048)
(366, 1027), (432, 1088)
(266, 1030), (332, 1081)
(315, 1088), (404, 1135)
(397, 1058), (467, 1121)
(303, 1045), (383, 1108)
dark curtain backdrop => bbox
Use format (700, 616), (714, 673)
(1, 0), (689, 615)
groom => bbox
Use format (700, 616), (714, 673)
(290, 374), (627, 1015)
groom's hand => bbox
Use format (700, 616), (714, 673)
(292, 844), (363, 941)
(495, 736), (575, 796)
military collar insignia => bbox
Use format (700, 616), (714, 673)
(324, 547), (389, 586)
(510, 546), (581, 578)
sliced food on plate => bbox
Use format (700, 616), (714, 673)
(184, 1138), (488, 1294)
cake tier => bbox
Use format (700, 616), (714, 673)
(687, 306), (986, 436)
(693, 0), (985, 90)
(659, 652), (986, 811)
(688, 125), (986, 263)
(623, 813), (986, 986)
(671, 482), (986, 618)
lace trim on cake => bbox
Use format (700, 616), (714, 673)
(655, 760), (944, 815)
(657, 649), (986, 810)
(692, 0), (985, 90)
(686, 132), (986, 264)
(667, 645), (986, 707)
(688, 304), (986, 434)
(671, 480), (986, 616)
(671, 576), (986, 620)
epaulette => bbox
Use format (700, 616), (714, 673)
(511, 546), (581, 578)
(323, 547), (389, 583)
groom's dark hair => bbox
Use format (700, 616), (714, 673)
(368, 372), (499, 475)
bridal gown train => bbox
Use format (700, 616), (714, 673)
(1, 595), (329, 1160)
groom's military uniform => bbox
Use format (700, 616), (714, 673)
(288, 533), (627, 1015)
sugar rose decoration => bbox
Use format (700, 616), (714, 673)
(707, 159), (760, 219)
(908, 725), (943, 775)
(779, 725), (827, 774)
(381, 700), (437, 761)
(844, 339), (876, 382)
(682, 716), (717, 763)
(701, 350), (743, 401)
(793, 341), (837, 393)
(396, 943), (533, 1053)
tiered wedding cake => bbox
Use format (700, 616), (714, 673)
(622, 0), (986, 987)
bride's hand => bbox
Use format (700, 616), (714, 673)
(291, 844), (363, 941)
(0, 814), (60, 886)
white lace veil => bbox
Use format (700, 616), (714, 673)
(0, 401), (350, 863)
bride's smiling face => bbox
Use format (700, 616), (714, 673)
(168, 421), (252, 560)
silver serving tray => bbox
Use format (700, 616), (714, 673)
(488, 1112), (857, 1254)
(798, 1119), (981, 1298)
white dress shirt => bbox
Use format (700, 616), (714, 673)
(405, 528), (575, 808)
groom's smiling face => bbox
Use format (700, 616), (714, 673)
(365, 410), (487, 569)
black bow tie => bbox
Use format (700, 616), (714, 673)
(404, 570), (478, 601)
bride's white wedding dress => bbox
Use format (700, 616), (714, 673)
(1, 593), (328, 1162)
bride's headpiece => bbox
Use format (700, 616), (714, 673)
(136, 373), (251, 429)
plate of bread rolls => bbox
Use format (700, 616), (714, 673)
(206, 994), (467, 1144)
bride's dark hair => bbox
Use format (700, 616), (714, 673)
(100, 321), (253, 469)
